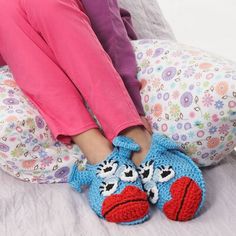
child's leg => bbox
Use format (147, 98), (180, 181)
(0, 0), (99, 145)
(72, 126), (152, 165)
(18, 0), (146, 143)
(81, 0), (145, 115)
(0, 0), (151, 165)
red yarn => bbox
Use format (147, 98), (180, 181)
(102, 186), (149, 223)
(163, 176), (202, 221)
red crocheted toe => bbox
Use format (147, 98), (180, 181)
(163, 177), (202, 221)
(102, 186), (149, 223)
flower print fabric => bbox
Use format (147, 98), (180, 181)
(0, 39), (236, 184)
(132, 39), (236, 167)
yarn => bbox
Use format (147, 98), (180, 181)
(163, 177), (202, 221)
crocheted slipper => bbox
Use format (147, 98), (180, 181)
(137, 132), (206, 221)
(68, 135), (150, 225)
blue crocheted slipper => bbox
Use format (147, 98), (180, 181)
(137, 132), (206, 221)
(68, 136), (150, 225)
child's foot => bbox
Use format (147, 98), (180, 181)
(68, 136), (150, 225)
(137, 133), (206, 221)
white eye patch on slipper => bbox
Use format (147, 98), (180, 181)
(96, 159), (118, 178)
(99, 177), (119, 197)
(137, 160), (154, 184)
(153, 165), (175, 183)
(115, 164), (138, 182)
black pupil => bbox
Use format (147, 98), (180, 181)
(149, 189), (154, 199)
(161, 170), (171, 178)
(143, 169), (150, 178)
(125, 170), (133, 177)
(104, 166), (112, 172)
(106, 183), (114, 191)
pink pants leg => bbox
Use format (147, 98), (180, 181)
(0, 0), (144, 145)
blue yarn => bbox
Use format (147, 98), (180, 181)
(68, 135), (150, 225)
(137, 132), (206, 219)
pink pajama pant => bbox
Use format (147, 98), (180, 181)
(0, 0), (144, 145)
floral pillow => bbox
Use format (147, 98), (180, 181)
(0, 39), (236, 184)
(132, 39), (236, 167)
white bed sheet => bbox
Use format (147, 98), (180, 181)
(0, 153), (236, 236)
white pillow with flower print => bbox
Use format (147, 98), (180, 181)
(131, 39), (236, 167)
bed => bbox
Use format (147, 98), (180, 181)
(0, 0), (236, 235)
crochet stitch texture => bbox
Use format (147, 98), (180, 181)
(137, 132), (206, 221)
(68, 135), (150, 225)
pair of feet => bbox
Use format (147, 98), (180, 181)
(68, 133), (206, 225)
